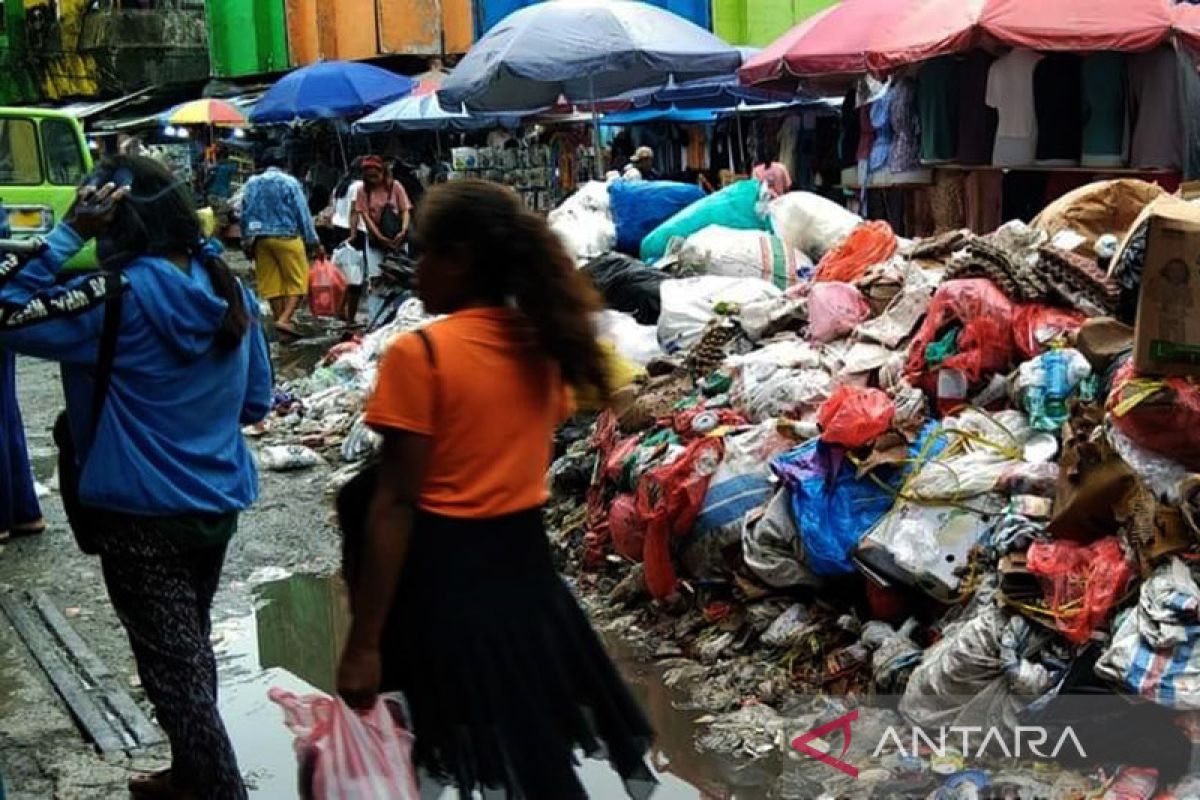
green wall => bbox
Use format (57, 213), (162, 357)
(713, 0), (837, 47)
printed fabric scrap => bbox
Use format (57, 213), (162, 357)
(1097, 558), (1200, 710)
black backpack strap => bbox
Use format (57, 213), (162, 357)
(90, 280), (124, 428)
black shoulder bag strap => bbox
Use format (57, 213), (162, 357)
(337, 327), (437, 587)
(56, 274), (124, 555)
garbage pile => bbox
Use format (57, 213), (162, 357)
(547, 176), (1200, 796)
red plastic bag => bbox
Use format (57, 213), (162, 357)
(1025, 537), (1133, 645)
(817, 385), (896, 448)
(269, 688), (420, 800)
(813, 220), (897, 283)
(807, 282), (871, 343)
(1108, 362), (1200, 471)
(309, 259), (348, 318)
(609, 494), (645, 561)
(1012, 304), (1087, 360)
(905, 278), (1017, 392)
(636, 437), (724, 598)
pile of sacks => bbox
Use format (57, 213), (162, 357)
(550, 176), (1200, 794)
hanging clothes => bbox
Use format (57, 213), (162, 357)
(916, 56), (959, 163)
(1034, 53), (1083, 166)
(888, 78), (920, 172)
(840, 88), (861, 169)
(986, 49), (1044, 167)
(958, 50), (999, 166)
(869, 86), (895, 173)
(1081, 52), (1127, 168)
(778, 115), (802, 177)
(964, 170), (1004, 234)
(1129, 45), (1183, 171)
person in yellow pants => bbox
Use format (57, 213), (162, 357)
(240, 151), (319, 338)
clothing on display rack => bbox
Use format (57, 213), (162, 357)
(888, 78), (920, 173)
(868, 85), (894, 173)
(986, 49), (1044, 168)
(1034, 53), (1082, 166)
(1129, 46), (1183, 171)
(1081, 52), (1127, 168)
(917, 56), (959, 164)
(958, 50), (998, 166)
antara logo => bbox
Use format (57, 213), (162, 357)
(790, 709), (859, 778)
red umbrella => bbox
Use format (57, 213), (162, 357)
(1172, 3), (1200, 53)
(740, 0), (1175, 88)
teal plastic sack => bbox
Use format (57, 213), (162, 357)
(609, 181), (705, 255)
(640, 179), (768, 262)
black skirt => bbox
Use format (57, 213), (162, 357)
(382, 508), (656, 800)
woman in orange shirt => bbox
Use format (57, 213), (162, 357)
(337, 180), (655, 798)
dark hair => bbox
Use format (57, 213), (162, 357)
(415, 180), (610, 400)
(96, 155), (250, 350)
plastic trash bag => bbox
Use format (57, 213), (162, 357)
(817, 386), (895, 449)
(582, 253), (666, 326)
(905, 278), (1018, 394)
(903, 409), (1031, 501)
(260, 445), (327, 472)
(657, 276), (781, 353)
(1026, 537), (1134, 645)
(1108, 362), (1200, 471)
(771, 440), (897, 575)
(806, 282), (871, 343)
(1097, 558), (1200, 710)
(641, 179), (769, 263)
(269, 688), (420, 800)
(609, 493), (644, 561)
(813, 221), (898, 284)
(1011, 304), (1087, 359)
(742, 489), (822, 588)
(682, 421), (794, 581)
(549, 181), (615, 262)
(595, 310), (663, 367)
(768, 191), (862, 261)
(609, 180), (704, 255)
(727, 340), (831, 423)
(676, 225), (808, 290)
(332, 242), (365, 287)
(636, 437), (724, 598)
(341, 416), (382, 463)
(309, 258), (348, 318)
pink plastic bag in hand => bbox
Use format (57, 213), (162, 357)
(269, 687), (420, 800)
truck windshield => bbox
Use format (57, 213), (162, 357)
(0, 119), (42, 185)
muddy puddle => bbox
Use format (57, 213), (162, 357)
(216, 573), (772, 799)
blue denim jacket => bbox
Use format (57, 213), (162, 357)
(240, 167), (319, 244)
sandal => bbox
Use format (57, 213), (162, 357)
(12, 520), (45, 537)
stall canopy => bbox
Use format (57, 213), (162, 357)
(353, 94), (520, 134)
(740, 0), (1176, 87)
(250, 61), (416, 123)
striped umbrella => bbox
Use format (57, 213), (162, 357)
(168, 99), (247, 127)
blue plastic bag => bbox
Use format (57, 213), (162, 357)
(771, 441), (896, 576)
(640, 179), (768, 262)
(608, 180), (704, 255)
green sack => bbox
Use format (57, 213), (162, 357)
(640, 179), (768, 263)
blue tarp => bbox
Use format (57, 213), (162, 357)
(601, 107), (721, 125)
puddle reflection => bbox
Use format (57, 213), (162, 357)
(218, 573), (769, 799)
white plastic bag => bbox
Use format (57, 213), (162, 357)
(657, 276), (781, 353)
(270, 688), (420, 800)
(594, 310), (663, 366)
(677, 225), (809, 289)
(549, 182), (616, 263)
(332, 242), (365, 287)
(260, 445), (327, 472)
(769, 192), (862, 261)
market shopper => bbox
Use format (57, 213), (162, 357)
(0, 156), (271, 800)
(752, 152), (793, 199)
(240, 150), (319, 338)
(322, 158), (366, 323)
(623, 146), (658, 181)
(0, 351), (43, 544)
(348, 155), (411, 322)
(337, 179), (656, 799)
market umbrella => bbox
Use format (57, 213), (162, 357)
(353, 94), (520, 134)
(439, 0), (740, 113)
(739, 0), (1175, 88)
(168, 98), (247, 126)
(249, 60), (416, 123)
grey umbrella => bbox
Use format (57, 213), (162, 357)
(439, 0), (740, 172)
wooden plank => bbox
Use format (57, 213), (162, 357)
(30, 591), (164, 749)
(0, 590), (126, 754)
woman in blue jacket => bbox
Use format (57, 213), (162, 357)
(0, 156), (272, 800)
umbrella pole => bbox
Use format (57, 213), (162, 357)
(735, 107), (746, 173)
(336, 124), (349, 171)
(589, 75), (604, 179)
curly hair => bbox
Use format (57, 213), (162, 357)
(415, 180), (610, 401)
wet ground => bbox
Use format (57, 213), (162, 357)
(0, 355), (762, 799)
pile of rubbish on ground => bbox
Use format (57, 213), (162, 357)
(546, 176), (1200, 798)
(265, 174), (1200, 797)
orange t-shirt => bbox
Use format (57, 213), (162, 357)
(364, 307), (572, 519)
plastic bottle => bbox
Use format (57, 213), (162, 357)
(1042, 350), (1070, 430)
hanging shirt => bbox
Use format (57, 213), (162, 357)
(888, 78), (920, 172)
(868, 86), (894, 173)
(986, 49), (1044, 167)
(957, 50), (998, 166)
(1129, 46), (1183, 171)
(916, 56), (958, 163)
(1034, 53), (1082, 165)
(1081, 52), (1126, 167)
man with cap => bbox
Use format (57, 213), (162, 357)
(622, 146), (658, 181)
(241, 149), (319, 338)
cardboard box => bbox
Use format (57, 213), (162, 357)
(1125, 199), (1200, 377)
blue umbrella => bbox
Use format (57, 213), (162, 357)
(250, 61), (416, 123)
(353, 95), (520, 134)
(438, 0), (741, 114)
